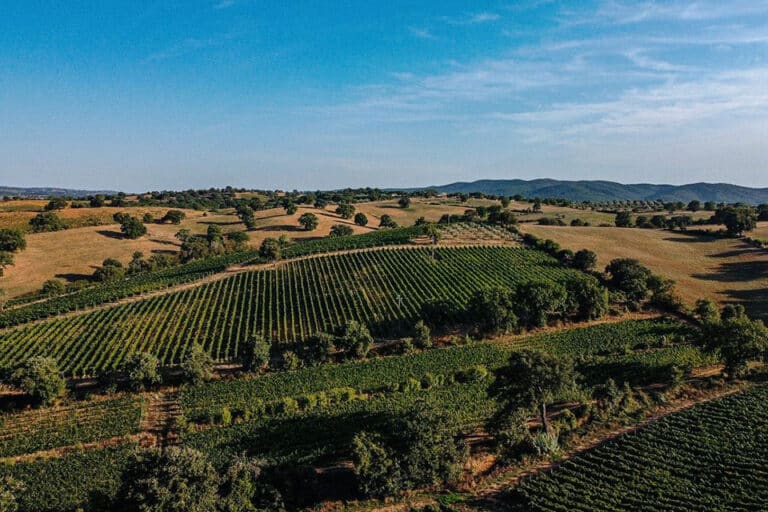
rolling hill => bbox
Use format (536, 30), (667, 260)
(432, 179), (768, 204)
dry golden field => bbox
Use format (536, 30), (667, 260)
(522, 223), (768, 320)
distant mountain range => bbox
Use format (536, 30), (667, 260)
(431, 179), (768, 204)
(0, 186), (118, 198)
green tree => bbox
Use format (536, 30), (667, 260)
(335, 203), (355, 219)
(121, 352), (162, 391)
(258, 238), (280, 261)
(379, 215), (398, 228)
(352, 432), (402, 499)
(564, 276), (609, 321)
(0, 229), (26, 253)
(121, 446), (219, 512)
(162, 210), (186, 224)
(90, 194), (106, 207)
(0, 252), (13, 278)
(514, 281), (568, 328)
(218, 457), (285, 512)
(44, 197), (68, 211)
(500, 197), (511, 208)
(398, 196), (412, 208)
(615, 211), (633, 227)
(467, 287), (518, 335)
(239, 335), (270, 372)
(494, 350), (578, 434)
(335, 320), (373, 359)
(718, 206), (757, 236)
(298, 212), (319, 231)
(354, 213), (368, 226)
(572, 249), (598, 271)
(11, 356), (66, 406)
(330, 224), (354, 237)
(93, 258), (126, 282)
(41, 279), (66, 297)
(686, 200), (701, 212)
(29, 212), (66, 232)
(301, 332), (335, 366)
(120, 216), (147, 239)
(181, 343), (215, 385)
(227, 231), (250, 250)
(284, 203), (298, 215)
(352, 402), (467, 499)
(703, 312), (768, 378)
(605, 258), (654, 303)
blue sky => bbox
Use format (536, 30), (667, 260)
(1, 1), (767, 191)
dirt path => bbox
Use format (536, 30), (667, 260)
(139, 389), (182, 448)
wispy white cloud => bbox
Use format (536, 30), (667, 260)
(213, 0), (236, 9)
(144, 32), (238, 63)
(592, 0), (768, 25)
(440, 11), (501, 26)
(408, 27), (435, 40)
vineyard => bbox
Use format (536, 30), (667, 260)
(511, 385), (768, 511)
(0, 246), (581, 375)
(0, 250), (258, 328)
(0, 396), (143, 458)
(180, 318), (695, 422)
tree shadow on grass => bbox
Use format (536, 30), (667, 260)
(55, 272), (94, 282)
(692, 260), (768, 283)
(95, 229), (125, 240)
(721, 288), (768, 323)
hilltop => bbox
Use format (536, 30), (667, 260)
(431, 179), (768, 204)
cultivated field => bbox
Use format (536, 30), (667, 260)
(511, 385), (768, 511)
(0, 246), (581, 374)
(522, 224), (768, 320)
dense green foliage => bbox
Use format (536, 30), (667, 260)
(9, 357), (66, 406)
(510, 386), (768, 511)
(0, 247), (579, 375)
